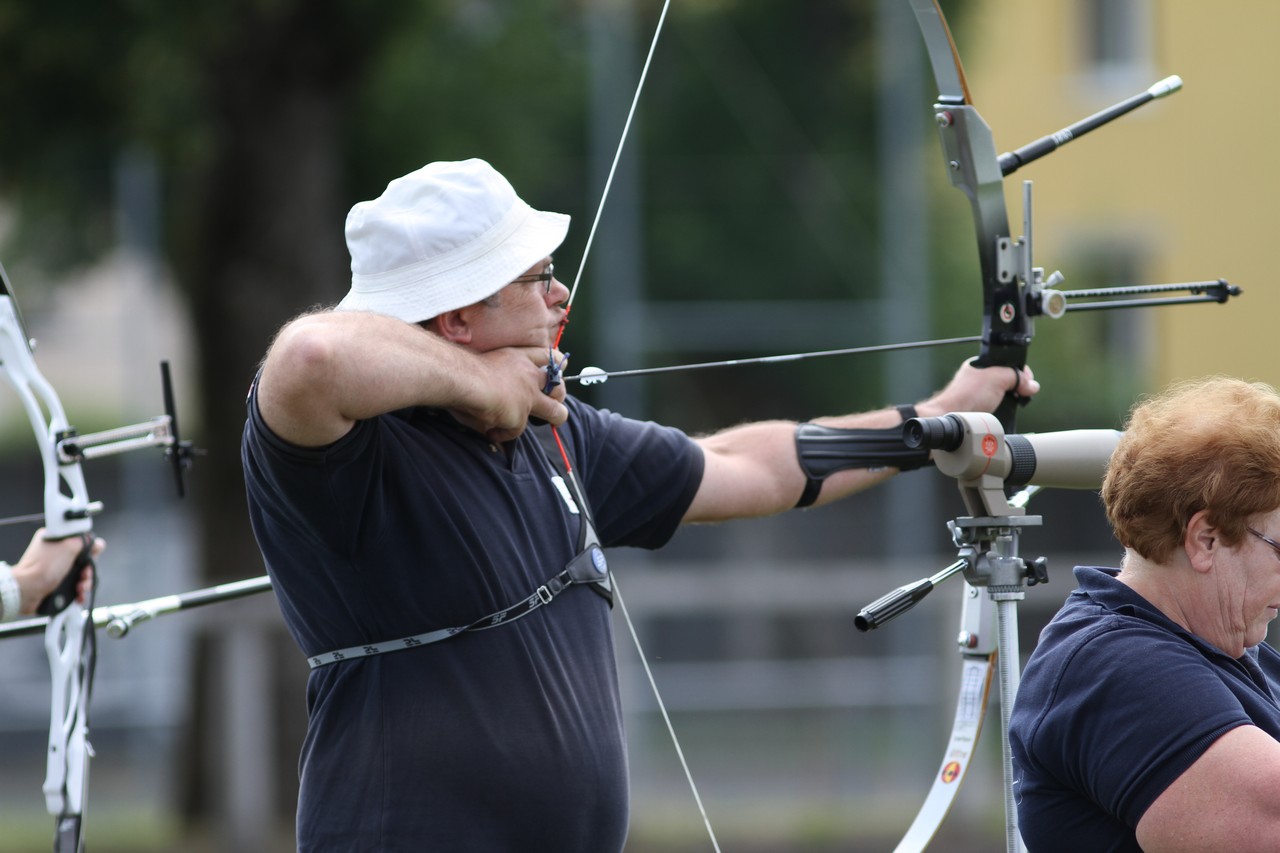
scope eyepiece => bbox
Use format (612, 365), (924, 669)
(903, 414), (966, 451)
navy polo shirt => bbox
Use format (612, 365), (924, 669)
(243, 389), (703, 852)
(1010, 566), (1280, 852)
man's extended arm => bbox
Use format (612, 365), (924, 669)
(683, 360), (1038, 523)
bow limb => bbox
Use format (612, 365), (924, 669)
(890, 5), (1027, 851)
(0, 270), (97, 853)
(909, 0), (1028, 434)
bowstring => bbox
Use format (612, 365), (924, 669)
(549, 0), (673, 428)
(549, 1), (721, 847)
(556, 0), (673, 338)
(613, 572), (723, 853)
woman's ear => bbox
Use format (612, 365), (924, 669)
(1184, 510), (1219, 574)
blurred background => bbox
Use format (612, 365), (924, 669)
(0, 0), (1271, 850)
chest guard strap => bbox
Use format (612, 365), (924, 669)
(531, 425), (612, 605)
(305, 542), (610, 669)
(306, 426), (612, 669)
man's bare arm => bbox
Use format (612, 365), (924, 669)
(684, 360), (1038, 523)
(256, 311), (566, 447)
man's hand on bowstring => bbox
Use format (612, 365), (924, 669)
(462, 346), (569, 443)
(915, 359), (1041, 419)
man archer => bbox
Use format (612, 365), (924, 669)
(241, 158), (1038, 851)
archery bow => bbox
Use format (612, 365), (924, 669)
(0, 262), (194, 853)
(868, 5), (1027, 847)
(0, 263), (99, 853)
(888, 3), (1230, 851)
(565, 5), (1137, 851)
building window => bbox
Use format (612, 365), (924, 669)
(1080, 0), (1152, 87)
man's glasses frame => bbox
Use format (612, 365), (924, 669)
(511, 262), (555, 294)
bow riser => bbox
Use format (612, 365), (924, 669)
(0, 291), (96, 851)
(910, 0), (1030, 438)
(0, 299), (93, 540)
(931, 101), (1027, 433)
(43, 614), (90, 816)
(0, 259), (195, 853)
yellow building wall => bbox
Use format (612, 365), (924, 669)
(948, 0), (1277, 390)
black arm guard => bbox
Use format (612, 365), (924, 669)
(793, 421), (933, 508)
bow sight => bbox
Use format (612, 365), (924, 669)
(52, 360), (199, 497)
(0, 355), (199, 612)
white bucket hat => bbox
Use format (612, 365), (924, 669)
(337, 159), (570, 324)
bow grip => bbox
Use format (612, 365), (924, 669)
(967, 355), (1031, 429)
(35, 534), (94, 617)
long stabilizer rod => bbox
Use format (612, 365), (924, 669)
(0, 576), (274, 640)
(998, 75), (1182, 176)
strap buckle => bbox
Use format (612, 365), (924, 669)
(536, 574), (568, 605)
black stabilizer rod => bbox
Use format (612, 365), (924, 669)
(998, 75), (1181, 176)
(855, 558), (968, 631)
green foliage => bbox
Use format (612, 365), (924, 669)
(0, 0), (134, 265)
(0, 0), (421, 268)
(346, 2), (587, 191)
(609, 2), (890, 427)
(643, 2), (879, 301)
(0, 0), (1131, 433)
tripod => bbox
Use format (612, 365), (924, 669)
(857, 413), (1118, 852)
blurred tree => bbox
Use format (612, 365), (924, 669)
(637, 2), (887, 428)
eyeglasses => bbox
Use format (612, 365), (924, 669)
(1246, 526), (1280, 559)
(511, 262), (555, 294)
